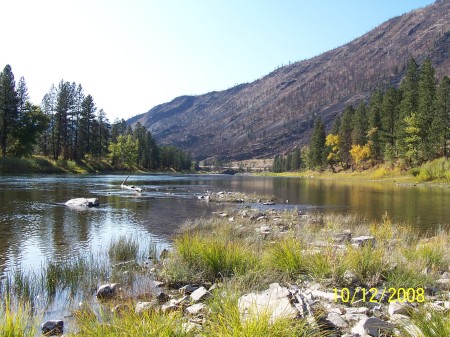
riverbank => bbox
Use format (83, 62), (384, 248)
(1, 192), (449, 336)
(256, 158), (450, 187)
(0, 156), (192, 174)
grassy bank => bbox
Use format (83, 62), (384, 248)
(0, 155), (116, 174)
(258, 157), (450, 185)
(2, 209), (449, 336)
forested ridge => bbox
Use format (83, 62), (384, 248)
(273, 58), (449, 175)
(0, 64), (192, 172)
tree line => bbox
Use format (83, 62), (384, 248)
(274, 58), (449, 172)
(0, 64), (192, 171)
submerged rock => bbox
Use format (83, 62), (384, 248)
(65, 198), (99, 208)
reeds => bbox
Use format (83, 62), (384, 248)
(108, 235), (139, 262)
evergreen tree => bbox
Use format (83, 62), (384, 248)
(352, 101), (368, 146)
(417, 58), (436, 161)
(398, 58), (419, 156)
(330, 114), (341, 135)
(308, 116), (326, 169)
(0, 65), (18, 157)
(432, 76), (450, 158)
(40, 85), (57, 157)
(367, 91), (383, 162)
(79, 94), (96, 158)
(339, 106), (354, 169)
(291, 147), (302, 170)
(380, 87), (400, 160)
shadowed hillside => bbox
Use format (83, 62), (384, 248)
(131, 0), (450, 161)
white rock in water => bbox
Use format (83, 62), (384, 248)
(65, 198), (99, 208)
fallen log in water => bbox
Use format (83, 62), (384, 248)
(121, 176), (143, 192)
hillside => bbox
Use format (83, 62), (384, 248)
(130, 0), (450, 161)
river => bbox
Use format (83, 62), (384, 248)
(1, 174), (449, 276)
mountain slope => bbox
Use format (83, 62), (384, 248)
(130, 0), (450, 161)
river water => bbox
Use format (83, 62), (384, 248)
(0, 174), (449, 276)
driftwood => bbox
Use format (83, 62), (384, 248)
(121, 176), (143, 192)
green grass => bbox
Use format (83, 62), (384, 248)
(69, 305), (187, 337)
(0, 298), (39, 337)
(167, 231), (260, 283)
(108, 236), (139, 262)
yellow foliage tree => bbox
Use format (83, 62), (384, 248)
(350, 143), (371, 170)
(325, 134), (341, 172)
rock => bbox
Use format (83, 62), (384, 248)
(96, 283), (120, 299)
(436, 278), (450, 285)
(258, 225), (271, 234)
(345, 307), (369, 315)
(351, 236), (376, 247)
(179, 284), (199, 294)
(311, 290), (337, 301)
(343, 313), (369, 322)
(343, 270), (358, 284)
(388, 301), (411, 316)
(41, 320), (64, 335)
(65, 197), (99, 208)
(186, 303), (207, 316)
(190, 286), (211, 303)
(238, 283), (298, 324)
(351, 317), (392, 337)
(327, 312), (349, 328)
(156, 291), (170, 303)
(161, 299), (181, 313)
(135, 300), (158, 314)
(181, 322), (202, 333)
(333, 230), (352, 243)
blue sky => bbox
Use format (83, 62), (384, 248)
(0, 0), (435, 121)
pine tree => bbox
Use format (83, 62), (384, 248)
(367, 91), (383, 162)
(380, 87), (400, 160)
(352, 101), (368, 146)
(432, 76), (450, 158)
(308, 116), (326, 169)
(398, 58), (419, 157)
(417, 58), (436, 161)
(0, 65), (18, 157)
(79, 94), (96, 158)
(339, 106), (354, 169)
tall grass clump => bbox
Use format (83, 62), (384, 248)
(70, 305), (186, 337)
(341, 244), (387, 287)
(0, 298), (38, 337)
(263, 237), (307, 281)
(165, 231), (259, 283)
(108, 235), (139, 262)
(43, 254), (110, 298)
